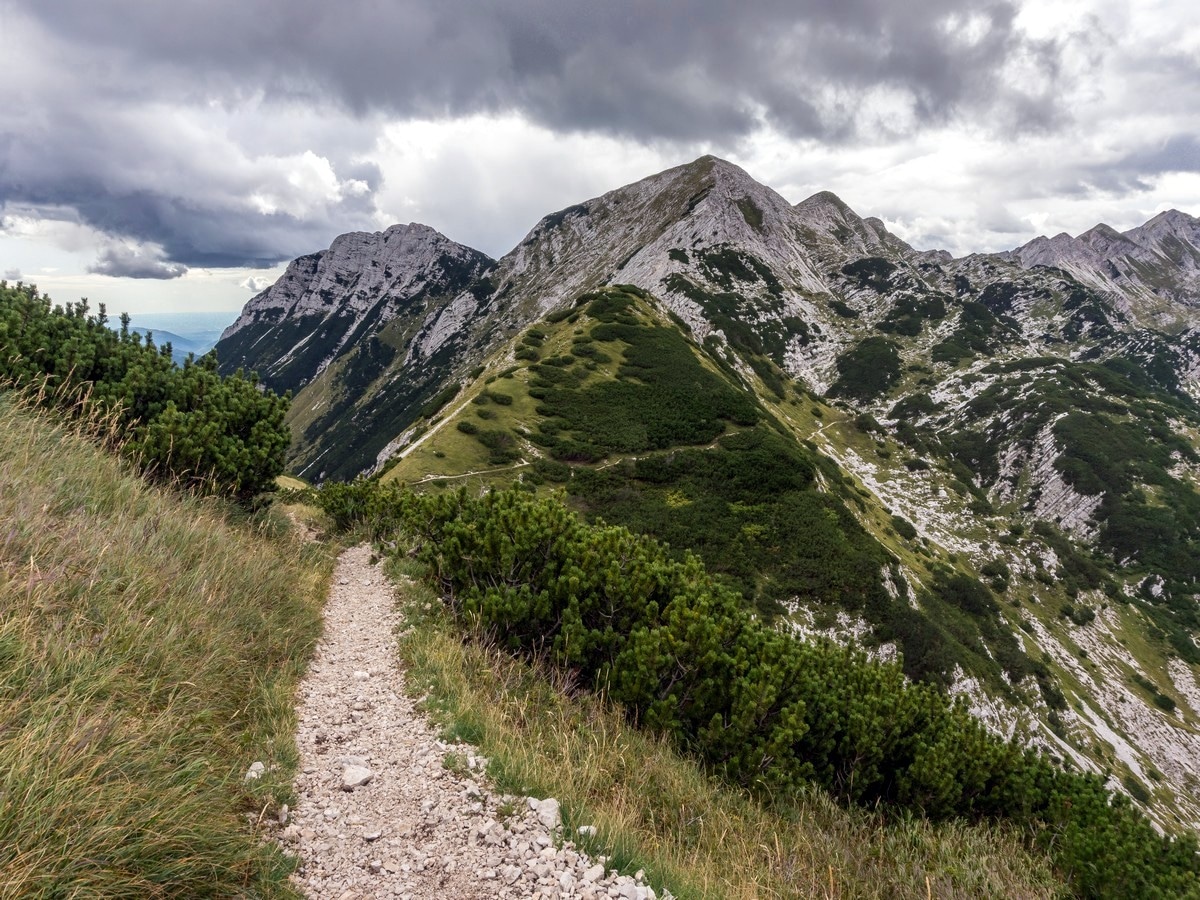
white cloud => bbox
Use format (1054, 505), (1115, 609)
(247, 150), (363, 218)
(370, 115), (671, 256)
(1, 207), (105, 253)
(240, 275), (273, 292)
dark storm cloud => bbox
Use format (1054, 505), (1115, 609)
(1047, 135), (1200, 198)
(90, 243), (187, 279)
(1115, 135), (1200, 178)
(2, 145), (383, 273)
(20, 0), (1060, 142)
(0, 0), (1075, 273)
(0, 7), (388, 278)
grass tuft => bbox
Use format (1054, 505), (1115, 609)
(0, 397), (333, 897)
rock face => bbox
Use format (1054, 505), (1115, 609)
(1007, 208), (1200, 325)
(216, 156), (1200, 482)
(226, 156), (1200, 831)
(462, 155), (920, 385)
(218, 223), (493, 394)
(215, 224), (494, 480)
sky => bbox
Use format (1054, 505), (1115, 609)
(2, 0), (1199, 316)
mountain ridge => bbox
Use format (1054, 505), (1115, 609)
(217, 156), (1200, 477)
(216, 156), (1200, 832)
(1006, 207), (1200, 326)
(219, 222), (493, 394)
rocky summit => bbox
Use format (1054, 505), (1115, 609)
(218, 156), (1200, 832)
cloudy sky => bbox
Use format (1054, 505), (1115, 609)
(2, 0), (1198, 315)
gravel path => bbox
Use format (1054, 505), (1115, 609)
(275, 544), (667, 900)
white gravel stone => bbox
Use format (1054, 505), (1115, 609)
(340, 765), (374, 791)
(534, 798), (562, 831)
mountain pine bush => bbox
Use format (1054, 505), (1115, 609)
(0, 282), (289, 498)
(317, 480), (1200, 898)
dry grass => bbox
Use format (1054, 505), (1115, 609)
(389, 557), (1065, 900)
(0, 397), (334, 898)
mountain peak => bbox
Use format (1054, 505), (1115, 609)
(1078, 222), (1139, 258)
(793, 189), (910, 256)
(651, 154), (763, 197)
(1146, 208), (1192, 224)
(325, 221), (460, 256)
(217, 220), (492, 392)
(1008, 207), (1200, 312)
(1132, 208), (1200, 243)
(1079, 222), (1123, 240)
(796, 190), (852, 213)
(681, 153), (746, 175)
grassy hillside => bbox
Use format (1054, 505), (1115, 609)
(0, 398), (333, 897)
(368, 284), (1200, 838)
(0, 392), (1059, 898)
(380, 287), (1048, 696)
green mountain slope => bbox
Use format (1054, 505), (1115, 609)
(372, 281), (1200, 833)
(382, 288), (1050, 700)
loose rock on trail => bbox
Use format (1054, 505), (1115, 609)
(273, 544), (668, 900)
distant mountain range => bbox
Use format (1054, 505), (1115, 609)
(117, 311), (234, 361)
(217, 155), (1200, 833)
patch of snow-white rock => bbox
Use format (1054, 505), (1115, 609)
(1022, 603), (1200, 830)
(1026, 422), (1103, 541)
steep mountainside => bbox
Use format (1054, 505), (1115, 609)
(1007, 210), (1200, 327)
(218, 223), (493, 478)
(218, 157), (1200, 832)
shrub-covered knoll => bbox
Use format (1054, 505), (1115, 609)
(841, 257), (897, 292)
(877, 293), (947, 337)
(557, 424), (1040, 692)
(930, 300), (1013, 364)
(526, 292), (759, 459)
(565, 426), (891, 622)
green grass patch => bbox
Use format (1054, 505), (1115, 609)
(0, 398), (333, 896)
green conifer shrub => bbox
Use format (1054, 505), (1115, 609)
(0, 283), (289, 499)
(314, 481), (1200, 897)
